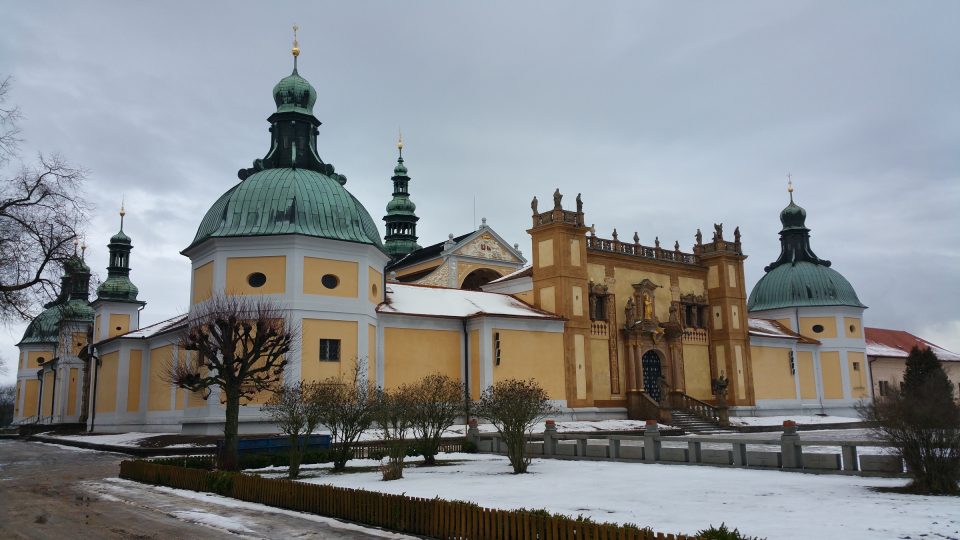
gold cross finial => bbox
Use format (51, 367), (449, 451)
(787, 173), (794, 202)
(397, 128), (404, 151)
(120, 197), (126, 229)
(292, 24), (300, 57)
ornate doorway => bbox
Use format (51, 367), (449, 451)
(641, 350), (663, 401)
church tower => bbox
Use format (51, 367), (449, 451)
(383, 134), (421, 258)
(92, 206), (145, 342)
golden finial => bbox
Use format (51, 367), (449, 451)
(397, 129), (404, 150)
(787, 173), (794, 202)
(120, 197), (126, 229)
(292, 24), (300, 57)
(81, 241), (87, 259)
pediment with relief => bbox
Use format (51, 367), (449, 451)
(455, 232), (521, 263)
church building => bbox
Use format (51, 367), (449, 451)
(12, 40), (910, 434)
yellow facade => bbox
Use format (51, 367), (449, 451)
(300, 319), (358, 382)
(71, 332), (87, 356)
(515, 290), (534, 304)
(22, 379), (39, 418)
(456, 261), (515, 287)
(750, 346), (795, 400)
(108, 313), (130, 338)
(612, 267), (671, 321)
(97, 351), (119, 414)
(590, 337), (612, 401)
(368, 267), (382, 304)
(493, 329), (565, 399)
(384, 328), (461, 388)
(848, 351), (868, 398)
(192, 261), (214, 303)
(27, 350), (51, 369)
(148, 345), (175, 411)
(127, 350), (143, 412)
(844, 317), (862, 339)
(304, 257), (358, 297)
(797, 351), (817, 399)
(67, 368), (78, 416)
(539, 286), (556, 313)
(226, 256), (286, 295)
(799, 316), (837, 339)
(537, 239), (554, 267)
(682, 344), (712, 400)
(820, 351), (843, 399)
(367, 324), (376, 383)
(41, 371), (54, 416)
(94, 314), (101, 341)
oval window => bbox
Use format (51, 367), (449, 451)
(849, 324), (856, 333)
(371, 283), (378, 297)
(247, 272), (267, 288)
(812, 324), (825, 334)
(322, 274), (339, 289)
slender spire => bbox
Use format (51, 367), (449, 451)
(383, 132), (421, 258)
(787, 173), (794, 202)
(120, 199), (126, 230)
(291, 24), (300, 72)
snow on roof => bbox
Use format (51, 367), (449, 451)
(747, 318), (819, 344)
(865, 327), (960, 361)
(104, 314), (188, 343)
(379, 283), (559, 320)
(487, 264), (532, 285)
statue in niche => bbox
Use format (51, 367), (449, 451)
(734, 226), (741, 244)
(633, 232), (639, 244)
(713, 223), (723, 242)
(696, 228), (703, 246)
(576, 193), (583, 213)
(531, 196), (538, 215)
(624, 297), (636, 326)
(553, 188), (562, 209)
(643, 294), (653, 320)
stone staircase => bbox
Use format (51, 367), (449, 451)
(668, 409), (730, 434)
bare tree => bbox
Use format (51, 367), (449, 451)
(0, 383), (14, 426)
(859, 346), (960, 494)
(373, 384), (417, 480)
(409, 373), (465, 465)
(0, 76), (90, 322)
(168, 294), (296, 471)
(312, 362), (376, 471)
(474, 379), (557, 474)
(262, 381), (322, 479)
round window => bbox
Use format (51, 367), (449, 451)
(812, 324), (825, 333)
(247, 272), (267, 288)
(322, 274), (339, 289)
(849, 324), (856, 333)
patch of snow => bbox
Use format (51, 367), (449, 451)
(379, 283), (555, 319)
(728, 415), (860, 427)
(170, 510), (254, 534)
(51, 432), (175, 447)
(37, 442), (102, 453)
(296, 453), (957, 540)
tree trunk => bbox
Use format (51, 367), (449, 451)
(220, 388), (241, 471)
(288, 433), (303, 479)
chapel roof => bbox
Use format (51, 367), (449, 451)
(865, 327), (960, 362)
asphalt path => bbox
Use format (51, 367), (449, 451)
(0, 439), (413, 539)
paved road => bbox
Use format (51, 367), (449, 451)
(0, 439), (412, 539)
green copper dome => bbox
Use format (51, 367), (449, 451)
(19, 304), (63, 345)
(110, 229), (131, 244)
(748, 191), (865, 312)
(273, 69), (317, 115)
(386, 196), (416, 214)
(19, 259), (94, 345)
(97, 276), (139, 302)
(189, 168), (383, 250)
(748, 261), (865, 311)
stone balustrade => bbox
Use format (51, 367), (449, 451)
(470, 420), (907, 478)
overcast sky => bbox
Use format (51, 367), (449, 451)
(2, 1), (958, 384)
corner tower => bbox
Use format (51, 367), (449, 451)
(383, 133), (421, 258)
(93, 206), (145, 342)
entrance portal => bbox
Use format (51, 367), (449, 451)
(641, 350), (663, 401)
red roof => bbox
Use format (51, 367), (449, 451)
(865, 327), (960, 361)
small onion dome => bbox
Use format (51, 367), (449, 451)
(110, 229), (132, 244)
(97, 276), (140, 302)
(393, 160), (408, 176)
(386, 196), (416, 214)
(273, 70), (317, 115)
(64, 254), (90, 274)
(779, 199), (807, 231)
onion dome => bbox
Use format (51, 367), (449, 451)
(186, 32), (384, 252)
(18, 256), (94, 345)
(748, 184), (865, 312)
(97, 207), (142, 303)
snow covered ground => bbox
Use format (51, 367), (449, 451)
(293, 453), (958, 540)
(728, 415), (861, 427)
(49, 432), (176, 447)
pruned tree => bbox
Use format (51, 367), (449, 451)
(372, 384), (417, 480)
(409, 373), (465, 465)
(312, 362), (376, 471)
(168, 294), (296, 471)
(0, 76), (90, 322)
(859, 346), (960, 494)
(474, 378), (557, 474)
(262, 381), (322, 479)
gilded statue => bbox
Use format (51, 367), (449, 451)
(643, 294), (653, 320)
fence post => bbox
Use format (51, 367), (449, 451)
(543, 419), (557, 456)
(732, 442), (747, 466)
(780, 420), (802, 469)
(687, 440), (701, 464)
(576, 437), (587, 457)
(644, 419), (661, 462)
(610, 437), (621, 460)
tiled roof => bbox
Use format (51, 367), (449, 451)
(865, 327), (960, 361)
(386, 232), (472, 272)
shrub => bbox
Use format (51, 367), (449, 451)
(473, 379), (557, 474)
(697, 523), (764, 540)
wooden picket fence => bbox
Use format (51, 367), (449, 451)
(120, 460), (698, 539)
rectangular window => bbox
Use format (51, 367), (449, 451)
(788, 351), (796, 375)
(589, 295), (607, 321)
(494, 332), (501, 366)
(853, 361), (860, 371)
(319, 339), (341, 362)
(878, 380), (889, 397)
